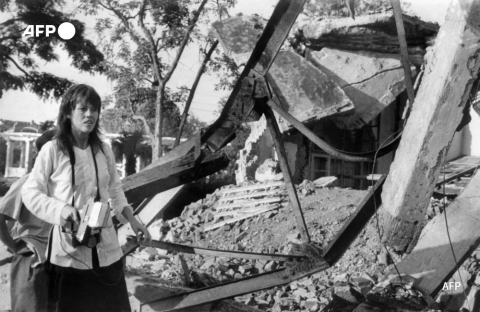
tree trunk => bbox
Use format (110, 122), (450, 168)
(153, 86), (165, 161)
(380, 0), (480, 252)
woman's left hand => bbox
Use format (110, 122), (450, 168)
(122, 206), (152, 243)
(130, 219), (151, 243)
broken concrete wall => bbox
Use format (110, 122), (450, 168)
(283, 132), (308, 182)
(235, 116), (273, 185)
(235, 117), (308, 185)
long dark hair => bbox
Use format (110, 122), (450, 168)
(55, 84), (103, 160)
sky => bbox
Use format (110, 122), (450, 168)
(0, 0), (451, 126)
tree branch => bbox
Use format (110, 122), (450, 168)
(138, 0), (164, 82)
(163, 0), (209, 83)
(101, 0), (144, 49)
(174, 40), (219, 147)
(6, 56), (33, 78)
(0, 35), (21, 43)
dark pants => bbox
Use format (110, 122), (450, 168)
(49, 248), (131, 312)
(11, 244), (50, 312)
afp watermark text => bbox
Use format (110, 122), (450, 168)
(22, 22), (76, 40)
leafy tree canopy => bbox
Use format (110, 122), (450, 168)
(0, 0), (105, 99)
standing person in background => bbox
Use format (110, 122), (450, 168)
(22, 84), (151, 312)
(0, 129), (56, 312)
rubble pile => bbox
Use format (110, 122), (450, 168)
(125, 181), (480, 311)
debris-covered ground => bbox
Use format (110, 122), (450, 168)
(125, 180), (480, 312)
(0, 180), (478, 311)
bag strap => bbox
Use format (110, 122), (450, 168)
(69, 145), (102, 232)
(91, 147), (101, 202)
(46, 226), (54, 264)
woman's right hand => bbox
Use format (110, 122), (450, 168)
(61, 205), (80, 224)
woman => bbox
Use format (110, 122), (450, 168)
(22, 84), (151, 312)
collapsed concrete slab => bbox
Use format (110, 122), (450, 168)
(212, 15), (266, 66)
(297, 11), (439, 66)
(308, 48), (408, 129)
(268, 50), (355, 132)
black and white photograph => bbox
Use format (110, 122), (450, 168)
(1, 0), (479, 311)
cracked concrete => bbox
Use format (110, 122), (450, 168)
(308, 48), (410, 129)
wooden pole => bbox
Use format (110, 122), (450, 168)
(174, 40), (219, 147)
(390, 0), (416, 118)
(263, 104), (311, 243)
(380, 0), (480, 252)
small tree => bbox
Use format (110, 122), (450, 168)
(80, 0), (236, 160)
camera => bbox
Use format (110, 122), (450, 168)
(72, 198), (110, 247)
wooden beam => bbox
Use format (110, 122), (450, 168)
(122, 151), (229, 204)
(263, 104), (311, 243)
(204, 204), (282, 232)
(323, 175), (386, 265)
(218, 189), (283, 202)
(220, 181), (285, 195)
(118, 185), (185, 250)
(202, 0), (307, 151)
(215, 197), (283, 211)
(391, 0), (416, 112)
(125, 237), (304, 262)
(142, 259), (329, 312)
(215, 204), (284, 218)
(380, 0), (480, 252)
(126, 274), (266, 312)
(395, 170), (480, 297)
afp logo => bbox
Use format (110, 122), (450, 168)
(22, 22), (76, 40)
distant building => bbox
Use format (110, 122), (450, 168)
(0, 125), (183, 178)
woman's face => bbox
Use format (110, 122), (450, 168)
(69, 101), (99, 136)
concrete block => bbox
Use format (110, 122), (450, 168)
(255, 158), (283, 182)
(269, 51), (354, 131)
(308, 48), (407, 129)
(212, 15), (266, 65)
